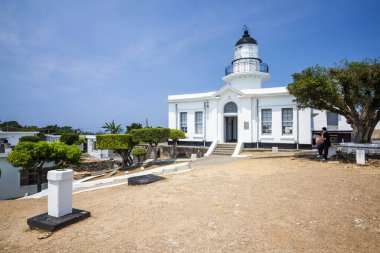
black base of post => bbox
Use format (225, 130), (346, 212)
(27, 208), (91, 232)
(128, 174), (165, 186)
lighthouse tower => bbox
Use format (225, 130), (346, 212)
(223, 26), (270, 91)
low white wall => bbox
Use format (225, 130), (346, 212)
(0, 157), (47, 200)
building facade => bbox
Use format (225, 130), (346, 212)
(0, 131), (48, 200)
(167, 28), (372, 149)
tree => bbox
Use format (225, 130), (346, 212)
(60, 133), (79, 145)
(19, 135), (41, 143)
(7, 141), (81, 192)
(287, 59), (380, 143)
(102, 120), (123, 134)
(0, 121), (23, 131)
(131, 128), (170, 162)
(169, 129), (186, 157)
(131, 147), (146, 163)
(126, 122), (143, 133)
(96, 134), (138, 167)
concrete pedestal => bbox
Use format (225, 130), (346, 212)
(27, 169), (91, 231)
(48, 169), (73, 217)
(356, 149), (366, 165)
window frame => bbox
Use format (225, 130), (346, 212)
(19, 169), (48, 187)
(180, 112), (187, 133)
(282, 108), (293, 135)
(261, 109), (272, 135)
(195, 111), (203, 134)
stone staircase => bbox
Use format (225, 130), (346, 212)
(212, 143), (236, 156)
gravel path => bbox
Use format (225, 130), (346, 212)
(1, 157), (379, 252)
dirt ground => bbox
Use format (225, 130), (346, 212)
(1, 157), (380, 252)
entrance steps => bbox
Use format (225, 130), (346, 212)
(212, 143), (236, 156)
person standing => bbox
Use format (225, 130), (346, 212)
(317, 127), (331, 161)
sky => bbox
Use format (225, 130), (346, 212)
(0, 0), (379, 133)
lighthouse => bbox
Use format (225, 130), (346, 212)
(223, 26), (270, 91)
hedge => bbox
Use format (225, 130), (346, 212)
(96, 134), (135, 150)
(60, 133), (79, 145)
(19, 135), (41, 143)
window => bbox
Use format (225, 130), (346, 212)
(180, 112), (187, 133)
(326, 111), (338, 131)
(224, 102), (237, 113)
(195, 112), (203, 134)
(20, 169), (47, 186)
(282, 108), (293, 134)
(262, 109), (272, 134)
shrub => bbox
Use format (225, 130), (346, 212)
(74, 137), (86, 145)
(19, 135), (41, 143)
(60, 133), (79, 145)
(131, 147), (146, 163)
(96, 134), (138, 166)
(132, 147), (146, 156)
(131, 128), (170, 161)
(169, 129), (186, 141)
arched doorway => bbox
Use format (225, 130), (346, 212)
(224, 102), (238, 142)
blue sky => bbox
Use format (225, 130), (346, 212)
(0, 0), (379, 132)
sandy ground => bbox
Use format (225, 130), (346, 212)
(1, 157), (380, 252)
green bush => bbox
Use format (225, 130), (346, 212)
(131, 128), (170, 161)
(96, 134), (138, 166)
(131, 128), (170, 144)
(60, 133), (79, 145)
(132, 147), (146, 163)
(169, 129), (186, 141)
(19, 135), (41, 143)
(96, 134), (134, 150)
(131, 147), (146, 156)
(74, 137), (86, 145)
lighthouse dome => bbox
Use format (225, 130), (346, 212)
(235, 29), (257, 46)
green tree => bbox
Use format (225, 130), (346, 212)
(131, 147), (146, 163)
(169, 129), (186, 157)
(102, 120), (123, 134)
(288, 59), (380, 143)
(0, 121), (23, 131)
(60, 133), (79, 145)
(7, 141), (81, 192)
(19, 135), (41, 143)
(126, 122), (143, 133)
(131, 128), (170, 162)
(96, 134), (138, 167)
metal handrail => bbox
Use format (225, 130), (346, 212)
(225, 59), (269, 76)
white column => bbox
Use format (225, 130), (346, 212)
(47, 169), (73, 217)
(356, 149), (366, 165)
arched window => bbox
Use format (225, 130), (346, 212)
(224, 102), (237, 113)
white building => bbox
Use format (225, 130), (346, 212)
(0, 131), (48, 200)
(85, 135), (113, 159)
(167, 28), (374, 150)
(45, 134), (61, 143)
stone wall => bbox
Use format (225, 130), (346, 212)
(159, 145), (208, 158)
(72, 160), (114, 172)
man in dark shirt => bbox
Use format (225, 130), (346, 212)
(317, 127), (331, 161)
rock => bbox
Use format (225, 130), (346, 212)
(38, 232), (52, 240)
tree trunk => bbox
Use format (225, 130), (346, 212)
(171, 141), (177, 158)
(36, 167), (42, 193)
(152, 144), (158, 162)
(351, 122), (377, 143)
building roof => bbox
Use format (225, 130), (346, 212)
(235, 29), (257, 46)
(167, 86), (289, 102)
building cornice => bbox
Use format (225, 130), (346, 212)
(222, 71), (270, 83)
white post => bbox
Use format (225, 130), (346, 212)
(356, 149), (366, 165)
(47, 169), (73, 217)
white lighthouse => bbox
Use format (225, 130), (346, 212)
(167, 26), (332, 152)
(223, 26), (270, 91)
